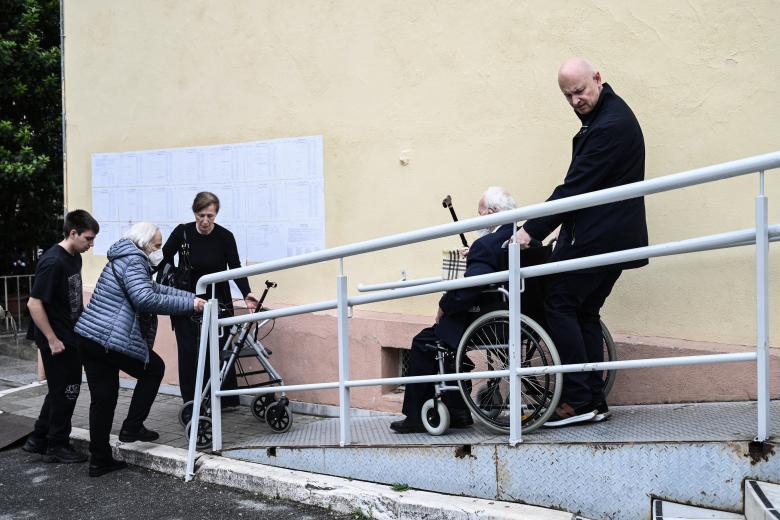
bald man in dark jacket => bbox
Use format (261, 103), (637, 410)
(516, 58), (648, 427)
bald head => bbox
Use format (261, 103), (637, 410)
(558, 58), (603, 115)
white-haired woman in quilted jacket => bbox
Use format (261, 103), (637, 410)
(75, 222), (205, 477)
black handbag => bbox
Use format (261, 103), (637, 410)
(158, 227), (193, 291)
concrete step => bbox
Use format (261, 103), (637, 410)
(744, 480), (780, 520)
(652, 499), (744, 519)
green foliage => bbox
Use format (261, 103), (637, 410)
(349, 507), (373, 520)
(390, 482), (410, 492)
(0, 0), (63, 273)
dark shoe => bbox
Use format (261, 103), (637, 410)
(543, 401), (597, 428)
(42, 444), (88, 463)
(589, 400), (612, 422)
(89, 457), (128, 477)
(22, 436), (47, 455)
(389, 418), (426, 434)
(119, 425), (159, 443)
(450, 413), (474, 429)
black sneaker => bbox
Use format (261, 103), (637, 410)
(590, 400), (612, 422)
(389, 418), (426, 434)
(118, 425), (159, 443)
(22, 436), (47, 455)
(42, 444), (88, 463)
(89, 457), (128, 477)
(543, 402), (597, 428)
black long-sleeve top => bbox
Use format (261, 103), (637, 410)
(523, 83), (649, 272)
(160, 222), (251, 309)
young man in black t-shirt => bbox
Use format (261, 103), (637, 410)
(23, 210), (99, 463)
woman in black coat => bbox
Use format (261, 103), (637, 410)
(159, 191), (258, 411)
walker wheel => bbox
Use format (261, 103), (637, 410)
(421, 399), (450, 436)
(251, 394), (276, 421)
(185, 416), (213, 450)
(179, 400), (209, 427)
(265, 403), (293, 433)
(179, 401), (194, 427)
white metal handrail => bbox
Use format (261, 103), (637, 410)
(196, 151), (780, 293)
(185, 151), (778, 481)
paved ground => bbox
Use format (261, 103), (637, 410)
(0, 354), (350, 520)
(0, 445), (349, 520)
(0, 353), (327, 450)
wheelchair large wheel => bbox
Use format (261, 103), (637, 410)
(456, 310), (562, 434)
(600, 320), (618, 398)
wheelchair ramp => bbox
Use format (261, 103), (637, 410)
(220, 400), (780, 520)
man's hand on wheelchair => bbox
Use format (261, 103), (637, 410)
(513, 227), (533, 250)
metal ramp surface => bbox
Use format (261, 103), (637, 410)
(220, 401), (780, 520)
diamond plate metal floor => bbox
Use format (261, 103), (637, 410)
(226, 400), (780, 449)
(219, 400), (779, 520)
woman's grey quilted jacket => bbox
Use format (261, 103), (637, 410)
(75, 238), (194, 363)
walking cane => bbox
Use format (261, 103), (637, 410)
(442, 195), (469, 247)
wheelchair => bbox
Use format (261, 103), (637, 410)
(420, 244), (618, 435)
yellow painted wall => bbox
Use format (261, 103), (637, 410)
(63, 1), (779, 346)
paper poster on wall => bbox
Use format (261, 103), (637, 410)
(90, 135), (325, 264)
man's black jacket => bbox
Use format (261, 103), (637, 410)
(523, 83), (649, 271)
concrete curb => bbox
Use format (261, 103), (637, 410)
(68, 428), (581, 520)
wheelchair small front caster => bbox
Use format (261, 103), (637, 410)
(265, 402), (293, 433)
(185, 416), (213, 450)
(421, 399), (450, 436)
(250, 394), (276, 421)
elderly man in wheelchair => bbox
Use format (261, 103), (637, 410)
(391, 187), (542, 434)
(390, 187), (617, 436)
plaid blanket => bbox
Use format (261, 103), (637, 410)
(441, 249), (467, 280)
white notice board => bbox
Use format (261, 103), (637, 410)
(90, 135), (325, 264)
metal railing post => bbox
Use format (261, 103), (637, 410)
(755, 171), (770, 441)
(16, 276), (21, 327)
(508, 226), (523, 445)
(208, 296), (222, 450)
(337, 259), (351, 446)
(185, 299), (214, 482)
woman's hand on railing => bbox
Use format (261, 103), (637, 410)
(193, 297), (206, 312)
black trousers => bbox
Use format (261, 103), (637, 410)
(401, 326), (470, 423)
(171, 314), (239, 407)
(544, 269), (622, 404)
(31, 344), (82, 447)
(79, 339), (164, 463)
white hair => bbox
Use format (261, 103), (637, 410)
(481, 186), (517, 212)
(124, 222), (159, 252)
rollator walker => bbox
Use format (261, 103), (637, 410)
(183, 280), (292, 449)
